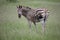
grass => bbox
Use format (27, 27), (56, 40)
(0, 0), (60, 40)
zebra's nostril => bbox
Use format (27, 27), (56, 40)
(18, 14), (21, 18)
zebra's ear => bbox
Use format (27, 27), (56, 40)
(19, 5), (22, 8)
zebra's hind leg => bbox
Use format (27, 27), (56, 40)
(33, 22), (38, 32)
(41, 20), (46, 33)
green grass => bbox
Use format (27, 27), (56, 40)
(0, 0), (60, 40)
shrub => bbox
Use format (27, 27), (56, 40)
(7, 0), (17, 2)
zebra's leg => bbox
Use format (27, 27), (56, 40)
(27, 20), (32, 31)
(33, 22), (38, 32)
(41, 20), (46, 33)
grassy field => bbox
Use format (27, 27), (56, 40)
(0, 0), (60, 40)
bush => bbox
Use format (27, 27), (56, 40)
(7, 0), (17, 2)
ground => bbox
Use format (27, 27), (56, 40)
(0, 0), (60, 40)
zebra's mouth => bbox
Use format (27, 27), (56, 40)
(18, 14), (21, 18)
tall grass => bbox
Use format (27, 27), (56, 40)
(0, 0), (60, 40)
